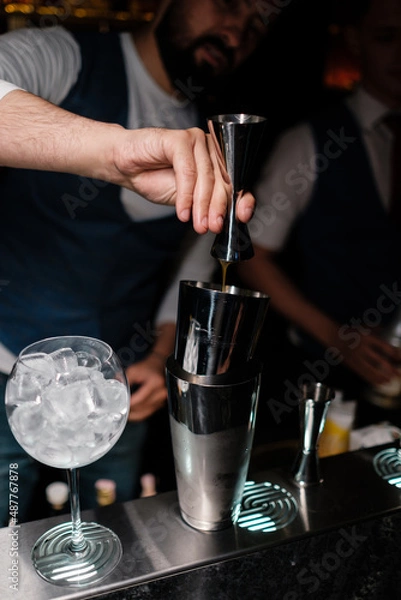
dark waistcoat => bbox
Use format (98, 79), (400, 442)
(293, 102), (401, 354)
(0, 32), (189, 360)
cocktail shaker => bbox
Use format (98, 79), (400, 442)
(174, 281), (269, 376)
(166, 358), (261, 531)
(167, 281), (269, 531)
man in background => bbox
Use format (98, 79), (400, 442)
(238, 0), (401, 441)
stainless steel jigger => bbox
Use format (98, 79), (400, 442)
(292, 382), (335, 487)
(207, 113), (266, 263)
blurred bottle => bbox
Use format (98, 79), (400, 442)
(45, 481), (69, 516)
(318, 391), (357, 457)
(95, 479), (116, 506)
(140, 473), (157, 498)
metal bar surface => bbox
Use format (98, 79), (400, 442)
(0, 444), (400, 600)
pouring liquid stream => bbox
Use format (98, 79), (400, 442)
(220, 259), (232, 290)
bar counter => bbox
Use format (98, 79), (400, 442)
(1, 444), (401, 599)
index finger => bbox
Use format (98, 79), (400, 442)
(191, 133), (231, 234)
(171, 128), (214, 231)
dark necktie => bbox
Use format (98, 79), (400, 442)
(383, 112), (401, 228)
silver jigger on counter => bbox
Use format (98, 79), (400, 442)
(292, 382), (334, 487)
(207, 113), (266, 263)
(167, 281), (269, 532)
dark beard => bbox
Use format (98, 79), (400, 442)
(155, 14), (234, 106)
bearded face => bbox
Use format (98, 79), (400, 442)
(154, 0), (265, 99)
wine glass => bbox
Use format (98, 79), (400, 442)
(5, 335), (130, 587)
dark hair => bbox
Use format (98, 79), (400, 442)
(331, 0), (372, 27)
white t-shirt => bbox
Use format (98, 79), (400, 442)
(0, 26), (216, 372)
(250, 87), (394, 252)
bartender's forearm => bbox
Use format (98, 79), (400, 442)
(238, 245), (341, 349)
(0, 89), (125, 182)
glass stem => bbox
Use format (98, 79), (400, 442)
(66, 468), (86, 553)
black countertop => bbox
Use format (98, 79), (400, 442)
(99, 512), (401, 600)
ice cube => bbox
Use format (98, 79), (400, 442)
(59, 421), (98, 467)
(45, 380), (96, 424)
(94, 380), (128, 415)
(57, 366), (93, 387)
(89, 412), (117, 436)
(16, 352), (56, 391)
(89, 370), (104, 383)
(6, 373), (43, 407)
(49, 347), (78, 374)
(20, 352), (57, 378)
(9, 402), (46, 447)
(71, 445), (97, 467)
(67, 421), (97, 448)
(76, 351), (102, 371)
(35, 439), (73, 469)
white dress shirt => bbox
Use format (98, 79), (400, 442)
(250, 87), (394, 252)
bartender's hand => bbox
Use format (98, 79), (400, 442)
(113, 127), (255, 235)
(0, 90), (255, 235)
(125, 352), (168, 422)
(335, 329), (401, 387)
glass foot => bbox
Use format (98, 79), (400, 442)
(32, 521), (122, 587)
(373, 447), (401, 487)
